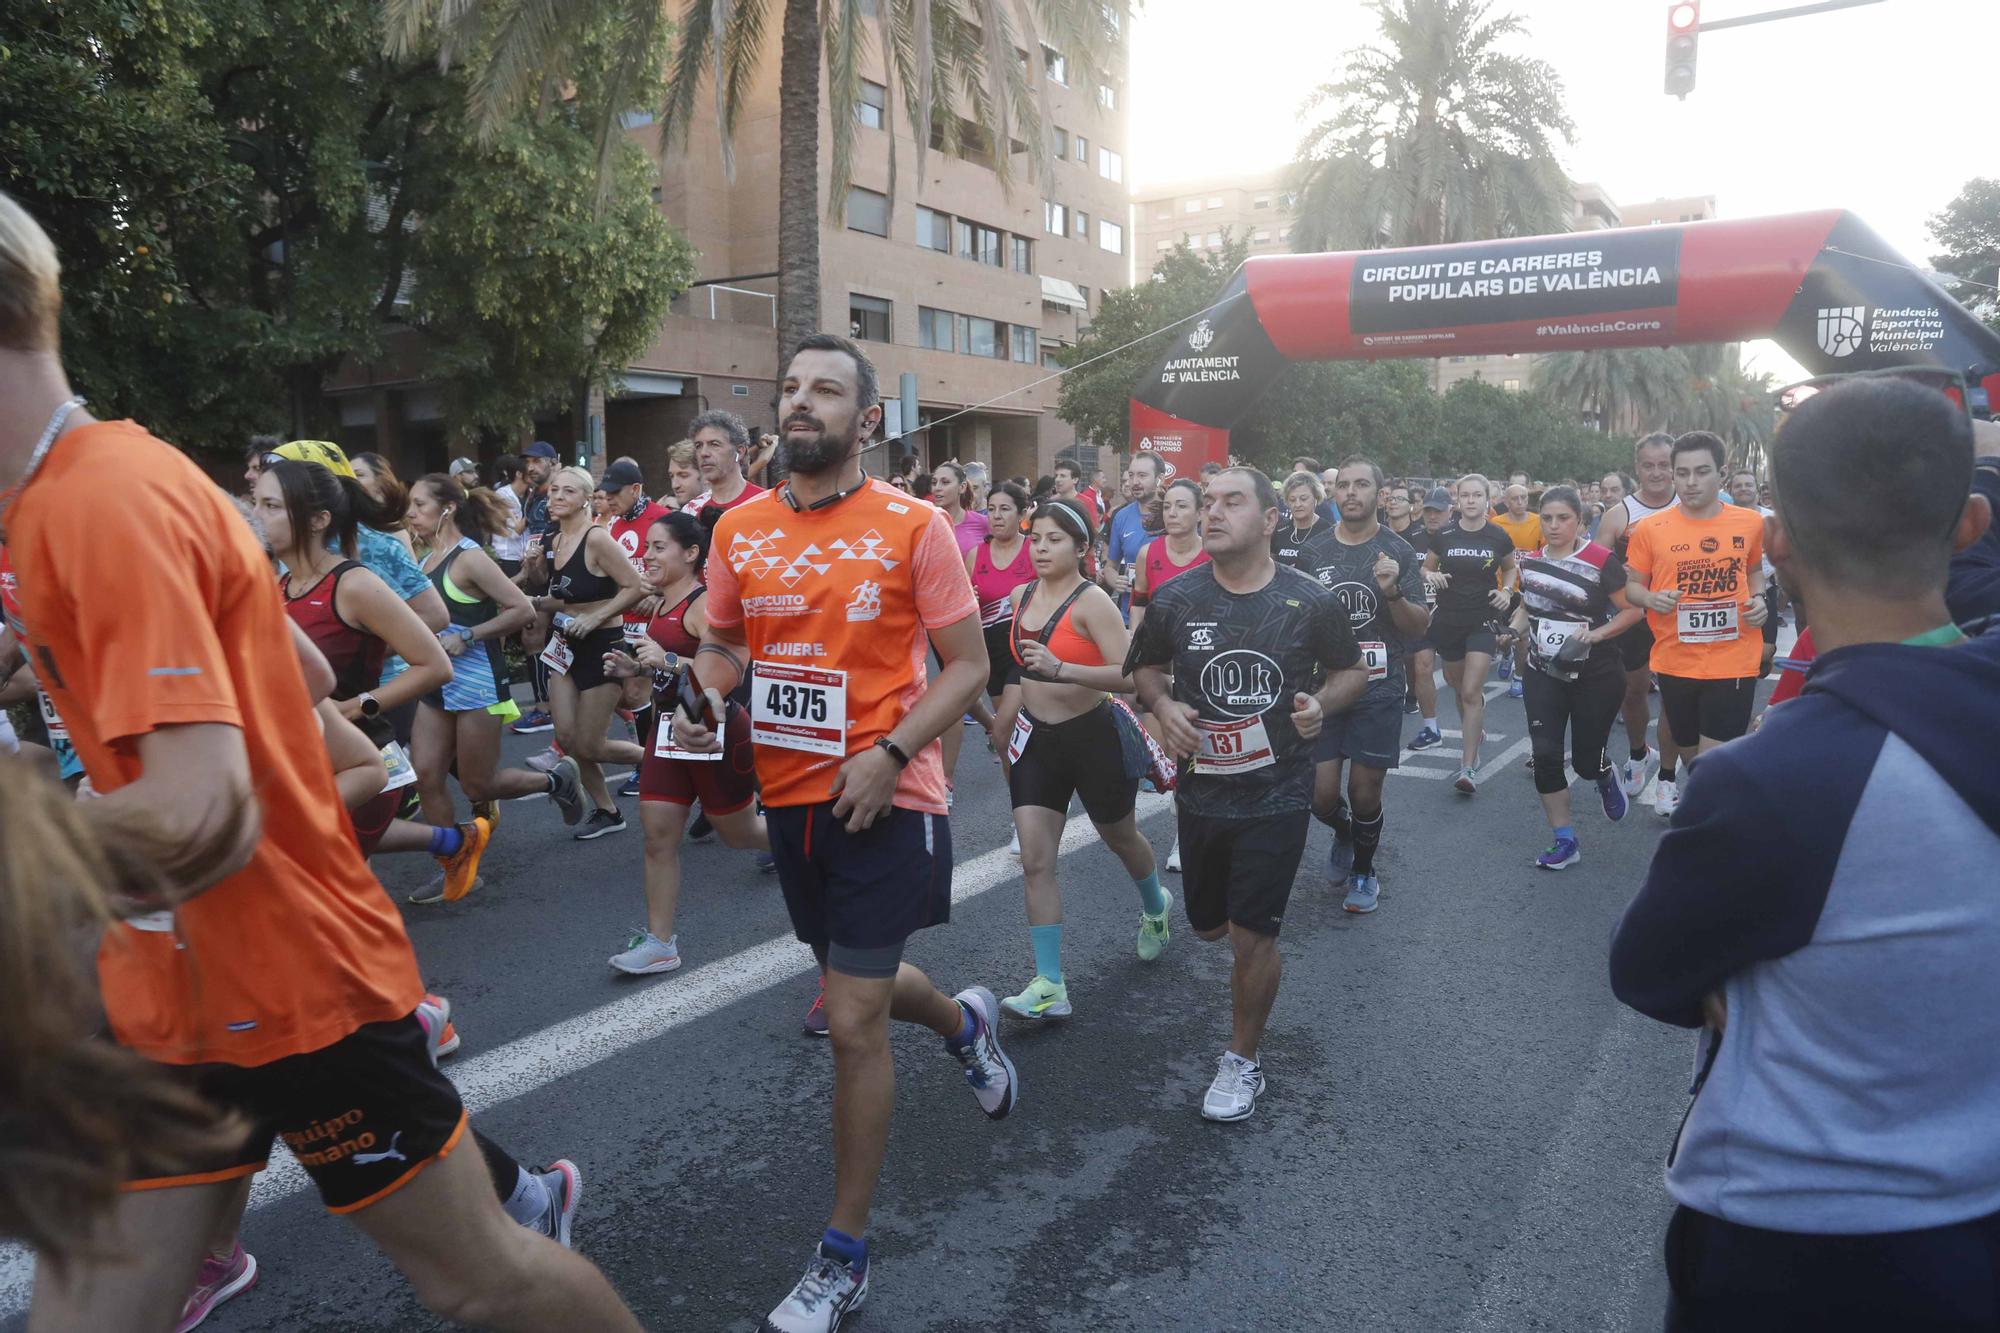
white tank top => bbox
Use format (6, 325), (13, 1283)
(1621, 490), (1679, 524)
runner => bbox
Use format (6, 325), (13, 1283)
(1271, 471), (1334, 569)
(1595, 433), (1681, 800)
(998, 497), (1166, 1021)
(1292, 458), (1427, 913)
(672, 334), (1014, 1333)
(666, 438), (703, 510)
(1402, 487), (1452, 749)
(1491, 484), (1543, 699)
(489, 453), (531, 578)
(1128, 466), (1366, 1122)
(1729, 466), (1782, 676)
(534, 465), (648, 839)
(0, 193), (641, 1332)
(403, 473), (556, 903)
(1624, 430), (1769, 811)
(968, 482), (1035, 839)
(1100, 450), (1163, 611)
(1508, 486), (1646, 869)
(688, 408), (767, 523)
(599, 458), (672, 799)
(601, 510), (768, 976)
(1422, 474), (1517, 793)
(930, 461), (992, 793)
(350, 451), (418, 561)
(1130, 477), (1210, 636)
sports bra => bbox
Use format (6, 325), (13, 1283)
(429, 538), (498, 630)
(646, 586), (704, 660)
(549, 527), (621, 605)
(282, 562), (384, 702)
(971, 537), (1033, 626)
(1010, 580), (1105, 682)
(1134, 536), (1209, 608)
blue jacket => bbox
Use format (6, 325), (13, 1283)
(1611, 629), (2000, 1233)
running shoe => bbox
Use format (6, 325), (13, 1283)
(1654, 778), (1680, 818)
(1598, 771), (1629, 822)
(1000, 974), (1072, 1020)
(407, 872), (448, 906)
(1535, 837), (1581, 870)
(175, 1241), (257, 1333)
(1342, 873), (1380, 914)
(1407, 725), (1443, 751)
(763, 1245), (868, 1333)
(1165, 837), (1180, 873)
(803, 978), (829, 1037)
(414, 993), (460, 1061)
(609, 930), (681, 975)
(1507, 678), (1523, 700)
(686, 810), (715, 843)
(525, 745), (564, 774)
(547, 756), (586, 825)
(439, 817), (490, 902)
(536, 1160), (582, 1248)
(1329, 833), (1353, 879)
(1137, 894), (1173, 962)
(947, 987), (1018, 1119)
(575, 807), (627, 841)
(1621, 746), (1653, 797)
(1454, 767), (1478, 794)
(1008, 826), (1022, 859)
(1201, 1051), (1265, 1123)
(1403, 695), (1420, 715)
(617, 772), (642, 799)
(756, 851), (778, 874)
(472, 798), (501, 831)
(511, 708), (554, 734)
(1496, 656), (1513, 681)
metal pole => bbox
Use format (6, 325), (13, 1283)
(1698, 0), (1884, 33)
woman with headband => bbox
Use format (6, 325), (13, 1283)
(997, 497), (1170, 1023)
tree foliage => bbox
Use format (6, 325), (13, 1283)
(1, 0), (693, 454)
(1928, 177), (2000, 338)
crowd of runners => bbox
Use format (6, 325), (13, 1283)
(5, 184), (2000, 1333)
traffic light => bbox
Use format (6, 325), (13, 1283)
(1665, 1), (1700, 99)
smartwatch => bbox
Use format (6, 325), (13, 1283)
(358, 692), (382, 719)
(874, 736), (911, 768)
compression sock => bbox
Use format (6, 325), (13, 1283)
(1659, 764), (1676, 784)
(1030, 924), (1065, 985)
(1316, 799), (1352, 840)
(821, 1227), (868, 1273)
(1350, 808), (1384, 876)
(1133, 870), (1168, 918)
(474, 1130), (549, 1225)
(1555, 825), (1576, 845)
(428, 824), (464, 857)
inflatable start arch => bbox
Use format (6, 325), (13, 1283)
(1128, 210), (2000, 471)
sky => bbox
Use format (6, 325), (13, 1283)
(1127, 0), (2000, 381)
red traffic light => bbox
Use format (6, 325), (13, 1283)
(1665, 0), (1700, 98)
(1669, 2), (1700, 31)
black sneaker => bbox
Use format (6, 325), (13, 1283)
(686, 810), (715, 843)
(1403, 696), (1420, 715)
(617, 773), (642, 799)
(575, 808), (627, 841)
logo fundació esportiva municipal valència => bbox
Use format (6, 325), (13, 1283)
(1816, 306), (1867, 358)
(1188, 319), (1215, 352)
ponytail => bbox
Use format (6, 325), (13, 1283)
(416, 473), (511, 549)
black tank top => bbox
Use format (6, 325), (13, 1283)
(549, 528), (620, 605)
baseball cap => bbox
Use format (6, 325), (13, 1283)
(599, 459), (645, 491)
(269, 439), (356, 479)
(1423, 486), (1452, 511)
(449, 456), (480, 478)
(523, 440), (559, 460)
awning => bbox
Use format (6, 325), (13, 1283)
(1040, 275), (1088, 310)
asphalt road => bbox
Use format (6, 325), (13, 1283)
(3, 668), (1713, 1333)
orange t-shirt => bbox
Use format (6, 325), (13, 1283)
(703, 481), (979, 813)
(1492, 511), (1543, 558)
(1623, 502), (1767, 680)
(7, 421), (422, 1066)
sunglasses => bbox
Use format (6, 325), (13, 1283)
(1777, 366), (1970, 416)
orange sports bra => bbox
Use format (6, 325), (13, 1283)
(1011, 580), (1105, 681)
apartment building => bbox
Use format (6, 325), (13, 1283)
(1130, 168), (1300, 267)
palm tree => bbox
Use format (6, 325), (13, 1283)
(388, 0), (1118, 363)
(1532, 348), (1691, 436)
(1289, 0), (1573, 253)
(1683, 343), (1776, 462)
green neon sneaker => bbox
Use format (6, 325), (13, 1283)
(999, 975), (1072, 1021)
(1137, 894), (1173, 963)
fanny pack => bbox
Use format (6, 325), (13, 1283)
(1107, 696), (1176, 793)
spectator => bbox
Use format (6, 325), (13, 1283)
(1610, 377), (2000, 1331)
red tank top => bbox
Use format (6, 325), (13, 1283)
(1141, 536), (1209, 597)
(282, 563), (384, 702)
(971, 538), (1033, 626)
(645, 586), (704, 659)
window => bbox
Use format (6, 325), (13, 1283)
(1098, 219), (1123, 254)
(916, 206), (951, 251)
(857, 80), (886, 129)
(1043, 45), (1067, 84)
(1077, 285), (1090, 306)
(1253, 229), (1271, 242)
(849, 294), (891, 343)
(956, 218), (1002, 266)
(1183, 199), (1201, 214)
(1011, 325), (1036, 363)
(1042, 346), (1064, 369)
(1074, 210), (1089, 239)
(918, 306), (955, 351)
(1206, 232), (1221, 247)
(1253, 195), (1271, 210)
(960, 314), (1000, 359)
(1074, 134), (1088, 163)
(1052, 126), (1070, 158)
(1206, 196), (1222, 210)
(1098, 83), (1117, 111)
(1044, 200), (1067, 236)
(1009, 235), (1033, 273)
(846, 187), (888, 237)
(1155, 238), (1172, 251)
(1153, 208), (1170, 221)
(1097, 147), (1122, 182)
(1503, 378), (1522, 392)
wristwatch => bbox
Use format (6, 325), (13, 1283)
(1386, 584), (1405, 601)
(874, 736), (911, 768)
(358, 692), (382, 719)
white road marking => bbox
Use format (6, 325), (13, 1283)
(0, 794), (1172, 1313)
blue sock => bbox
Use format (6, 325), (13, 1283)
(429, 824), (464, 857)
(1133, 870), (1168, 918)
(952, 1001), (977, 1047)
(1555, 825), (1576, 844)
(1030, 923), (1065, 985)
(820, 1227), (866, 1272)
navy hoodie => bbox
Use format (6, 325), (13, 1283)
(1610, 629), (2000, 1233)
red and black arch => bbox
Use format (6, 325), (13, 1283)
(1129, 210), (2000, 471)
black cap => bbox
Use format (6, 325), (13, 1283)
(1423, 486), (1452, 511)
(523, 440), (559, 459)
(599, 460), (645, 491)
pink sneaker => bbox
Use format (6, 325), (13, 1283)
(176, 1241), (257, 1332)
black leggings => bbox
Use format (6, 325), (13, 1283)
(1522, 666), (1624, 796)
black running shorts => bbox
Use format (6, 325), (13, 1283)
(1657, 673), (1758, 749)
(128, 1014), (469, 1213)
(1618, 617), (1656, 673)
(1008, 701), (1139, 825)
(1313, 683), (1405, 770)
(767, 802), (952, 975)
(1177, 808), (1311, 937)
(1429, 612), (1499, 663)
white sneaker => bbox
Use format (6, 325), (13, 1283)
(1621, 746), (1653, 797)
(1007, 826), (1021, 858)
(946, 987), (1018, 1119)
(1166, 837), (1181, 873)
(764, 1247), (868, 1333)
(1201, 1051), (1265, 1123)
(1653, 778), (1680, 817)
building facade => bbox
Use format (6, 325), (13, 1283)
(1130, 168), (1301, 266)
